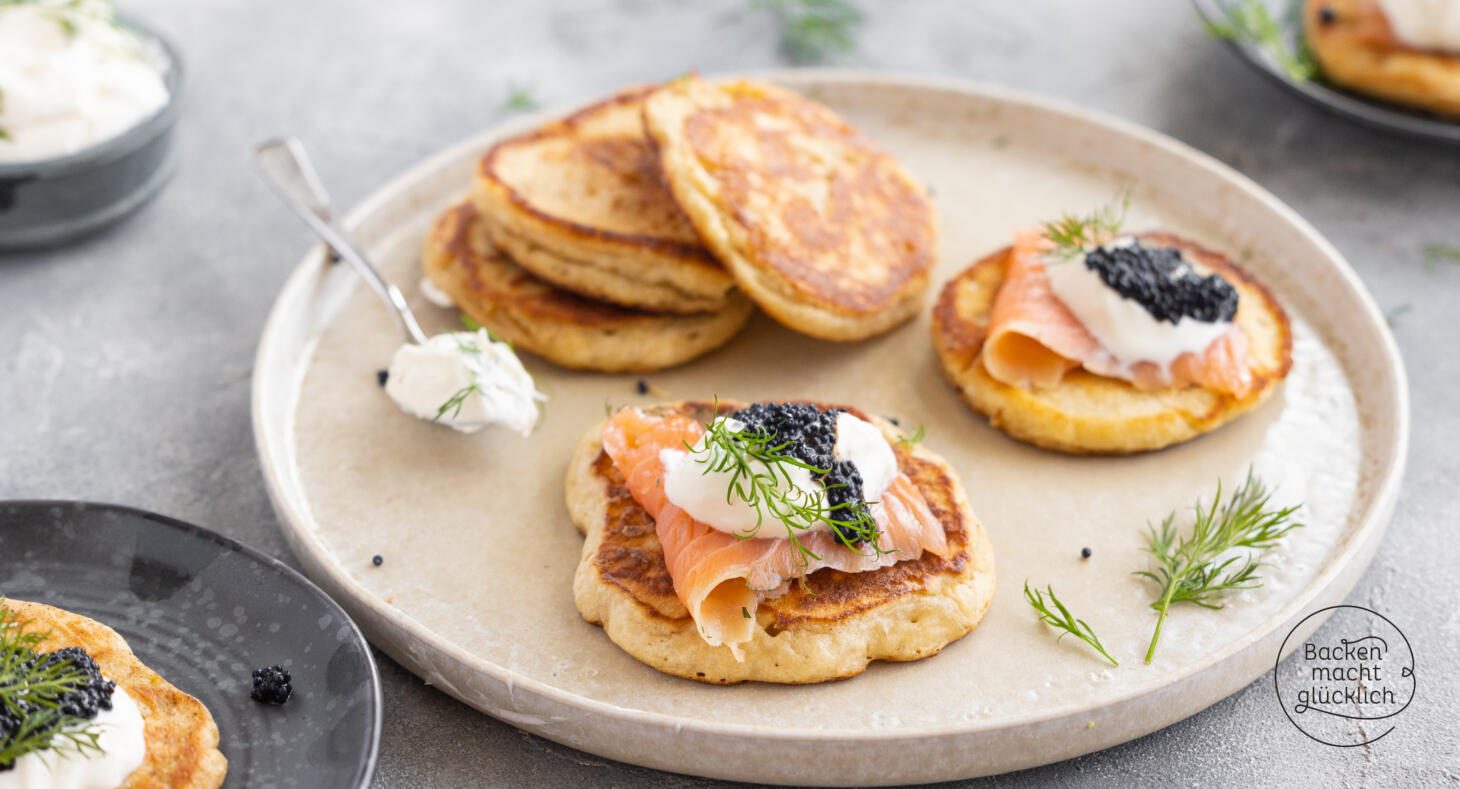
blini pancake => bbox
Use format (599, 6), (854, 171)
(422, 202), (753, 373)
(4, 599), (227, 789)
(931, 232), (1292, 454)
(1304, 0), (1460, 118)
(567, 400), (996, 685)
(643, 77), (938, 341)
(474, 86), (735, 314)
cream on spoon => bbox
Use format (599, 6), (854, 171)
(255, 138), (543, 435)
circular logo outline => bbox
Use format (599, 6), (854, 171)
(1273, 604), (1416, 747)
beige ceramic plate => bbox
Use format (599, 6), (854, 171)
(252, 72), (1407, 784)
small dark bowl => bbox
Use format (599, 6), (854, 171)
(0, 18), (184, 250)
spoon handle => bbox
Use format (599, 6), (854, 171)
(255, 137), (428, 345)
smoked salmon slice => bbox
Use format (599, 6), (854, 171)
(602, 407), (950, 660)
(982, 231), (1254, 397)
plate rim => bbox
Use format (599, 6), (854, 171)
(251, 69), (1409, 752)
(0, 498), (384, 789)
(1190, 0), (1460, 144)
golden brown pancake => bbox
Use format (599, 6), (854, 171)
(643, 77), (939, 342)
(567, 400), (996, 684)
(474, 87), (736, 314)
(423, 202), (754, 373)
(932, 232), (1293, 454)
(1304, 0), (1460, 117)
(4, 599), (227, 788)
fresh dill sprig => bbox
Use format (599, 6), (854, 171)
(689, 402), (883, 566)
(1422, 243), (1460, 271)
(433, 384), (479, 422)
(753, 0), (862, 64)
(1043, 189), (1130, 260)
(430, 328), (539, 422)
(503, 86), (538, 112)
(1385, 302), (1413, 328)
(432, 330), (490, 420)
(0, 601), (106, 770)
(894, 424), (925, 448)
(1135, 469), (1302, 664)
(1023, 582), (1118, 667)
(1202, 0), (1318, 82)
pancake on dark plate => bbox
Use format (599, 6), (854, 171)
(3, 599), (227, 788)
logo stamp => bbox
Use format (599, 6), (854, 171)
(1274, 605), (1415, 747)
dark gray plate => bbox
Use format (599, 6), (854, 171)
(1192, 0), (1460, 145)
(0, 501), (381, 788)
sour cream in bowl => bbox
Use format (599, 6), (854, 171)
(0, 0), (183, 249)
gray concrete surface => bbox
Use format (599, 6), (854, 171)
(1, 0), (1455, 785)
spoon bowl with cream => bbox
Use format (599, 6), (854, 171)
(255, 138), (545, 436)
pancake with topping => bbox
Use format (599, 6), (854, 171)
(567, 400), (995, 684)
(933, 229), (1292, 454)
(422, 202), (753, 373)
(643, 77), (938, 342)
(473, 87), (736, 314)
(1304, 0), (1460, 117)
(2, 599), (227, 788)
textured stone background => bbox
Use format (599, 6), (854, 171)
(1, 0), (1454, 785)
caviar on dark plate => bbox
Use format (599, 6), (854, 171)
(0, 647), (115, 771)
(1083, 241), (1238, 325)
(730, 402), (873, 545)
(250, 665), (292, 705)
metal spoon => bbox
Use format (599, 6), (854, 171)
(255, 137), (429, 345)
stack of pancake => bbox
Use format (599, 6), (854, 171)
(422, 76), (938, 373)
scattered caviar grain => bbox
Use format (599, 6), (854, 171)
(1318, 5), (1336, 25)
(1081, 547), (1093, 559)
(376, 369), (388, 387)
(372, 555), (383, 567)
(635, 379), (649, 395)
(251, 665), (292, 705)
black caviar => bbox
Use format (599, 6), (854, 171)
(731, 402), (872, 545)
(1081, 547), (1093, 560)
(38, 649), (114, 718)
(376, 369), (389, 387)
(250, 665), (292, 705)
(0, 648), (115, 771)
(1083, 242), (1238, 325)
(635, 379), (650, 395)
(372, 554), (383, 567)
(1318, 5), (1337, 25)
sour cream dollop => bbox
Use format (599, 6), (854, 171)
(0, 685), (147, 789)
(1045, 238), (1232, 372)
(660, 412), (897, 538)
(384, 330), (545, 436)
(1378, 0), (1460, 54)
(0, 1), (169, 163)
